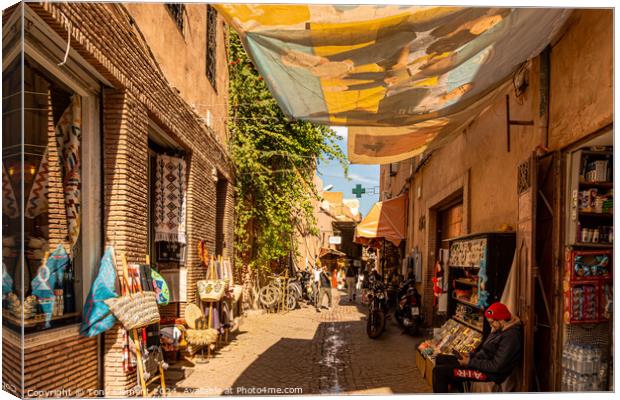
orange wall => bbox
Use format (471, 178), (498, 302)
(549, 9), (613, 150)
(125, 4), (229, 145)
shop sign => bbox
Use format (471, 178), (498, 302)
(329, 236), (342, 244)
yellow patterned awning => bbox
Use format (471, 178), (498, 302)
(218, 5), (571, 163)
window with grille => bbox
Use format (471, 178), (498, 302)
(166, 4), (185, 34)
(206, 5), (217, 90)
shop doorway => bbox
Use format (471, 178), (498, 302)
(433, 199), (463, 326)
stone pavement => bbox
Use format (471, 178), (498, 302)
(167, 289), (431, 396)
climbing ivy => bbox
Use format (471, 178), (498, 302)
(228, 31), (347, 272)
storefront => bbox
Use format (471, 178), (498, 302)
(2, 3), (234, 397)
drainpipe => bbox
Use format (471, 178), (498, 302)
(539, 46), (551, 148)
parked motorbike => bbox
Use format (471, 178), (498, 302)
(366, 277), (388, 339)
(394, 278), (423, 335)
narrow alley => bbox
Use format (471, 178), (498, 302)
(169, 289), (430, 396)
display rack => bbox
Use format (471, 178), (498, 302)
(563, 249), (612, 324)
(446, 231), (515, 336)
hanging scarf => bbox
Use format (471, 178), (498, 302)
(55, 96), (82, 247)
(154, 154), (186, 244)
(25, 149), (49, 219)
(2, 163), (19, 218)
(80, 247), (118, 337)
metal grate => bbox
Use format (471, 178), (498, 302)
(206, 5), (217, 89)
(166, 4), (185, 34)
(517, 159), (531, 194)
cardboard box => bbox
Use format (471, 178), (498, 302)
(425, 357), (435, 387)
(416, 350), (426, 376)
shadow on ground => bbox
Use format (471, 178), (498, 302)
(220, 291), (430, 395)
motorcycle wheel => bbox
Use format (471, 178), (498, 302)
(285, 292), (297, 310)
(366, 309), (386, 339)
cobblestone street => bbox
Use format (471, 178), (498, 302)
(168, 290), (431, 396)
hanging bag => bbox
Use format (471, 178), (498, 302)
(104, 255), (160, 330)
(196, 244), (225, 302)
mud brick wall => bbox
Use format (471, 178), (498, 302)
(25, 3), (235, 396)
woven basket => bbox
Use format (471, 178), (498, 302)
(186, 328), (218, 346)
(197, 279), (225, 302)
(105, 291), (160, 330)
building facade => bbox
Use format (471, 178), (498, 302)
(2, 2), (233, 397)
(380, 9), (612, 392)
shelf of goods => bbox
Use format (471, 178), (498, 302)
(447, 232), (516, 336)
(567, 149), (613, 247)
(563, 249), (612, 324)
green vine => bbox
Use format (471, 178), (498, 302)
(228, 31), (347, 272)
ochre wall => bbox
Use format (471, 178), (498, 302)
(125, 4), (229, 145)
(549, 9), (613, 150)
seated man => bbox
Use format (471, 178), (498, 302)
(432, 302), (522, 393)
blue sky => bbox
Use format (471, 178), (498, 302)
(316, 126), (380, 217)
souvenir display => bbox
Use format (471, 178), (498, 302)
(417, 318), (484, 359)
(563, 249), (613, 324)
(150, 268), (170, 306)
(55, 96), (82, 247)
(80, 247), (118, 337)
(154, 154), (187, 244)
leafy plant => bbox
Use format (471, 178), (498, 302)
(228, 31), (347, 273)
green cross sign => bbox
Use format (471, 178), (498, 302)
(352, 184), (366, 198)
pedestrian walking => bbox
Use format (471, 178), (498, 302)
(312, 261), (322, 306)
(345, 265), (356, 302)
(316, 266), (333, 311)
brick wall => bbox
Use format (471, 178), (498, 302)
(22, 3), (235, 396)
(102, 88), (148, 395)
(3, 327), (98, 398)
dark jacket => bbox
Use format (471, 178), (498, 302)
(467, 317), (523, 383)
(345, 266), (356, 278)
(319, 271), (332, 288)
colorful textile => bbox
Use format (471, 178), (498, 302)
(80, 247), (119, 337)
(31, 244), (69, 327)
(2, 163), (18, 218)
(55, 96), (81, 246)
(25, 149), (49, 219)
(150, 268), (170, 306)
(217, 5), (571, 163)
(2, 262), (14, 295)
(154, 154), (186, 244)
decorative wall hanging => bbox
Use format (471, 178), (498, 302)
(25, 149), (49, 219)
(2, 163), (19, 218)
(55, 96), (82, 246)
(154, 154), (187, 244)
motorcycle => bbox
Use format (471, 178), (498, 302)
(366, 278), (388, 339)
(394, 278), (423, 335)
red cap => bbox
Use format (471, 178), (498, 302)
(485, 302), (511, 320)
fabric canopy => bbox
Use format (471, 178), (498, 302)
(217, 5), (571, 163)
(355, 195), (406, 246)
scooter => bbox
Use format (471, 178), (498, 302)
(394, 278), (423, 335)
(366, 278), (388, 339)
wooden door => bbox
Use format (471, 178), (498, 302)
(517, 152), (562, 391)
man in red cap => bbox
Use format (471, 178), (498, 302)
(432, 302), (523, 393)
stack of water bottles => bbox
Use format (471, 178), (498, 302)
(561, 342), (607, 391)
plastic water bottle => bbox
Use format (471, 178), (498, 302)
(576, 346), (585, 374)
